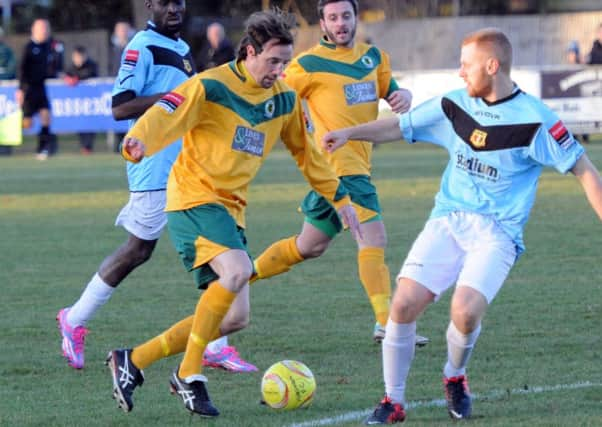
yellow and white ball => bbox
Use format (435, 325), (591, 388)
(261, 360), (316, 410)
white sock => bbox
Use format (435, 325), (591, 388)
(383, 319), (416, 406)
(206, 335), (228, 353)
(444, 321), (481, 378)
(66, 273), (115, 327)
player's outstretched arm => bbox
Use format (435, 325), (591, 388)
(322, 117), (402, 153)
(571, 153), (602, 221)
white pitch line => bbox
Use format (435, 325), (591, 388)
(288, 380), (602, 427)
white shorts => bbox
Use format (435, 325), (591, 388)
(398, 211), (517, 304)
(115, 191), (167, 241)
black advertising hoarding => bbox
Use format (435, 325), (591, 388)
(540, 67), (602, 134)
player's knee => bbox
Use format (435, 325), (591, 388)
(359, 231), (387, 248)
(300, 240), (329, 259)
(451, 307), (481, 333)
(130, 244), (154, 266)
(373, 233), (388, 248)
(220, 262), (253, 290)
(390, 297), (419, 323)
(296, 228), (331, 259)
(122, 238), (156, 266)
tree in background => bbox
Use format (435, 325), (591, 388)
(3, 0), (587, 35)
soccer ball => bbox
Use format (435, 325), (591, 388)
(261, 360), (316, 410)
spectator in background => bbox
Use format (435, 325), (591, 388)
(16, 18), (63, 160)
(108, 20), (134, 76)
(566, 40), (582, 64)
(566, 41), (590, 144)
(0, 26), (16, 80)
(65, 45), (98, 154)
(587, 23), (602, 65)
(199, 22), (234, 71)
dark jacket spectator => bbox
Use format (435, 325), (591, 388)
(65, 46), (98, 83)
(587, 24), (602, 65)
(588, 40), (602, 65)
(65, 46), (98, 154)
(199, 22), (234, 71)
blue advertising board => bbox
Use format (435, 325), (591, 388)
(0, 78), (128, 135)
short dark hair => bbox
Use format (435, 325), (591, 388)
(237, 9), (295, 60)
(317, 0), (358, 19)
(73, 45), (87, 55)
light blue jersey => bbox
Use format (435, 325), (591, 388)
(399, 86), (584, 254)
(112, 22), (195, 192)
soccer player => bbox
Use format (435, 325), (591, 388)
(106, 9), (361, 417)
(57, 0), (255, 373)
(251, 0), (428, 346)
(321, 28), (602, 424)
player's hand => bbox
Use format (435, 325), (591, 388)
(338, 204), (362, 241)
(387, 88), (412, 114)
(122, 136), (146, 162)
(321, 129), (351, 153)
(15, 89), (23, 106)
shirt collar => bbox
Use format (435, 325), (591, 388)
(146, 21), (179, 41)
(319, 35), (355, 51)
(230, 60), (262, 88)
(481, 83), (521, 106)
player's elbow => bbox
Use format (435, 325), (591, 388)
(112, 105), (130, 121)
(112, 103), (142, 121)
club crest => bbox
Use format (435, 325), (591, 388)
(361, 55), (374, 69)
(264, 99), (275, 118)
(470, 129), (488, 148)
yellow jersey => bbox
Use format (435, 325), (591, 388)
(284, 38), (399, 176)
(124, 60), (350, 228)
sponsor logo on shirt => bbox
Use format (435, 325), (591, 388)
(469, 129), (488, 148)
(122, 49), (139, 71)
(549, 120), (574, 150)
(157, 92), (185, 114)
(232, 126), (265, 157)
(343, 81), (377, 105)
(456, 153), (499, 181)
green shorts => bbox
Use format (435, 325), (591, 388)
(167, 203), (251, 289)
(301, 175), (382, 238)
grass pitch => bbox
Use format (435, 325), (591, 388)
(1, 141), (601, 426)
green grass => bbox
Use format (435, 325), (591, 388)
(1, 142), (601, 426)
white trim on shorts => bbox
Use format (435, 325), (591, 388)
(115, 190), (167, 241)
(397, 211), (517, 304)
